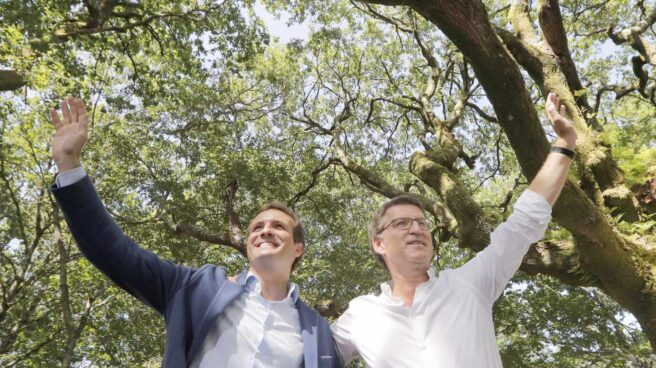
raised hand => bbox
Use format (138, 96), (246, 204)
(545, 92), (577, 150)
(50, 97), (89, 172)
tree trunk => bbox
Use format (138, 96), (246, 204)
(360, 0), (656, 351)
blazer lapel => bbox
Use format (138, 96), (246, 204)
(297, 300), (318, 368)
(187, 270), (249, 364)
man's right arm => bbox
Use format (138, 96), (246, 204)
(50, 98), (192, 315)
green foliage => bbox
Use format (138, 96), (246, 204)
(2, 0), (656, 366)
(496, 275), (654, 367)
(602, 119), (656, 187)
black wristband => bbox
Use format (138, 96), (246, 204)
(550, 146), (575, 159)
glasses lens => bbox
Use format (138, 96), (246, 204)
(392, 218), (412, 229)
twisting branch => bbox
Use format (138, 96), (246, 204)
(162, 218), (246, 257)
(289, 156), (333, 206)
(537, 0), (603, 130)
(521, 240), (600, 288)
(594, 83), (639, 112)
(465, 102), (497, 123)
(162, 179), (247, 256)
(608, 4), (656, 103)
(288, 66), (459, 239)
(500, 4), (640, 220)
(355, 2), (413, 33)
(56, 1), (229, 39)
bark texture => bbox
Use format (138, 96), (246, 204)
(359, 0), (656, 350)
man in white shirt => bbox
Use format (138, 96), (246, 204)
(50, 98), (340, 367)
(331, 93), (577, 367)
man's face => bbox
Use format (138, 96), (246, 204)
(373, 204), (433, 273)
(246, 209), (303, 273)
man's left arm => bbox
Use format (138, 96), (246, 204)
(453, 92), (576, 303)
(528, 92), (577, 205)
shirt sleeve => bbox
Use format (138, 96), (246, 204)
(452, 189), (552, 303)
(55, 166), (87, 187)
(331, 308), (358, 366)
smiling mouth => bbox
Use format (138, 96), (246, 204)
(255, 242), (279, 248)
(406, 240), (427, 247)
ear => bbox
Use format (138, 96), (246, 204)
(294, 242), (304, 258)
(372, 236), (386, 256)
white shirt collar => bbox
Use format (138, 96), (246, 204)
(245, 272), (299, 303)
(380, 267), (437, 304)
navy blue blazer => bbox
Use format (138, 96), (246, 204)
(53, 176), (340, 368)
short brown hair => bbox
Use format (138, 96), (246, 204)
(252, 202), (305, 271)
(368, 195), (427, 272)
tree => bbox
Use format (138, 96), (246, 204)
(1, 0), (655, 366)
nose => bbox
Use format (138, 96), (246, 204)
(260, 222), (274, 236)
(408, 220), (424, 234)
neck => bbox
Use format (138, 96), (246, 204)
(389, 267), (429, 307)
(248, 267), (291, 301)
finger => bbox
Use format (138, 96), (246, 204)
(75, 99), (89, 131)
(69, 96), (78, 123)
(60, 100), (71, 125)
(50, 108), (63, 130)
(546, 101), (559, 121)
(546, 94), (561, 121)
(548, 92), (559, 105)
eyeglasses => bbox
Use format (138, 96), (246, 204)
(378, 217), (430, 233)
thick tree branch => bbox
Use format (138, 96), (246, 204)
(500, 5), (640, 220)
(508, 0), (539, 45)
(409, 152), (491, 251)
(360, 0), (656, 350)
(537, 0), (603, 131)
(162, 217), (246, 257)
(608, 5), (656, 103)
(56, 3), (227, 39)
(521, 240), (600, 288)
(357, 0), (415, 6)
(608, 5), (656, 61)
(0, 70), (26, 91)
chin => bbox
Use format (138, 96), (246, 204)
(251, 254), (283, 266)
(410, 257), (432, 268)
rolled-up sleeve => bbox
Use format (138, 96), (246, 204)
(505, 189), (552, 243)
(453, 189), (552, 303)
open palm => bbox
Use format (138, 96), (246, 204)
(545, 92), (577, 147)
(50, 97), (89, 171)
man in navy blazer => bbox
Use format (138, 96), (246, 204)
(50, 97), (340, 368)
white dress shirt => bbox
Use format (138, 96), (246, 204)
(331, 190), (552, 368)
(56, 168), (304, 368)
(192, 273), (303, 368)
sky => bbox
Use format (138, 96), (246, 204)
(252, 1), (310, 43)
